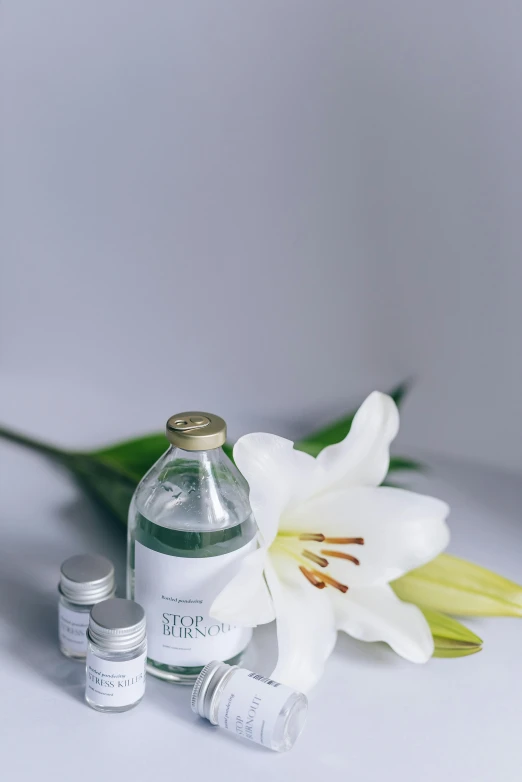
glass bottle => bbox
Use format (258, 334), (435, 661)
(191, 661), (308, 752)
(85, 598), (147, 713)
(58, 554), (115, 660)
(126, 412), (258, 685)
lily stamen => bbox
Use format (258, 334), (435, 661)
(299, 566), (326, 589)
(302, 550), (329, 568)
(321, 550), (360, 566)
(311, 570), (349, 593)
(209, 393), (451, 683)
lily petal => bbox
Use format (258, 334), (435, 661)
(284, 486), (450, 587)
(234, 433), (322, 545)
(333, 584), (434, 662)
(210, 547), (276, 626)
(316, 391), (399, 491)
(267, 552), (337, 692)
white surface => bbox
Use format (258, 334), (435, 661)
(1, 436), (521, 781)
(2, 0), (522, 472)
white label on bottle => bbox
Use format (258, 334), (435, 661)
(217, 669), (295, 748)
(134, 540), (256, 667)
(86, 650), (147, 708)
(59, 603), (89, 655)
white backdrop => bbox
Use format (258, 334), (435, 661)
(2, 1), (521, 471)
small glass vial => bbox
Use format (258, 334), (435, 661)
(86, 598), (147, 713)
(191, 662), (308, 752)
(59, 554), (115, 660)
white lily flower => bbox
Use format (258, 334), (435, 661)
(211, 392), (450, 692)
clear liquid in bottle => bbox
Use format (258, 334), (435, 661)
(127, 413), (257, 684)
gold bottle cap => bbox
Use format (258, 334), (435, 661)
(166, 412), (227, 451)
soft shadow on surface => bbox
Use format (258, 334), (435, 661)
(146, 674), (195, 721)
(403, 449), (522, 522)
(332, 632), (406, 667)
(244, 622), (279, 675)
(0, 565), (86, 703)
(0, 490), (127, 704)
(427, 454), (522, 525)
(150, 622), (279, 727)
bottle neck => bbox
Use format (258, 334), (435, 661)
(135, 441), (252, 531)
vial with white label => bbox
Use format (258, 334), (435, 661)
(85, 598), (147, 712)
(59, 554), (115, 659)
(126, 412), (258, 684)
(191, 662), (308, 752)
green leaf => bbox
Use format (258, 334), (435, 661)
(389, 379), (412, 409)
(423, 608), (482, 657)
(94, 433), (167, 482)
(0, 425), (138, 527)
(0, 423), (239, 529)
(222, 441), (234, 461)
(294, 440), (327, 457)
(388, 456), (425, 473)
(294, 379), (413, 456)
(69, 454), (136, 526)
(0, 380), (417, 530)
(392, 554), (522, 617)
(97, 433), (237, 472)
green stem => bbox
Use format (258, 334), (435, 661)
(0, 425), (68, 460)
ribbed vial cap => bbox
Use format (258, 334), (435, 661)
(191, 661), (234, 721)
(88, 598), (146, 652)
(59, 554), (115, 605)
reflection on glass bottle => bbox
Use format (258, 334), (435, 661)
(127, 412), (257, 684)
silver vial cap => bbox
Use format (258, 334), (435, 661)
(59, 554), (115, 605)
(88, 598), (146, 651)
(191, 660), (235, 722)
